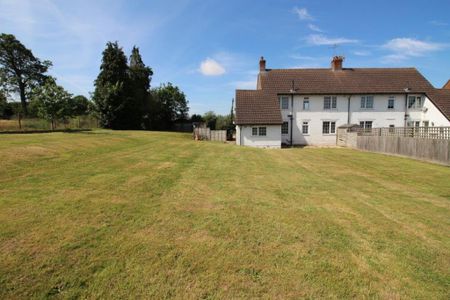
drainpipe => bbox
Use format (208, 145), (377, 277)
(289, 80), (295, 147)
(290, 94), (294, 147)
(404, 88), (410, 128)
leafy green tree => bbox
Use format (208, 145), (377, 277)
(190, 114), (203, 122)
(92, 42), (130, 129)
(151, 83), (189, 130)
(70, 95), (90, 116)
(128, 46), (153, 129)
(203, 111), (217, 129)
(0, 89), (13, 118)
(216, 114), (231, 130)
(32, 77), (72, 130)
(0, 33), (52, 115)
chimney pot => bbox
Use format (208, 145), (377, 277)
(331, 56), (344, 71)
(259, 56), (266, 72)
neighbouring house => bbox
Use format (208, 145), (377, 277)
(235, 56), (450, 148)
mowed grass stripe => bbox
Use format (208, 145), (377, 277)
(0, 130), (449, 299)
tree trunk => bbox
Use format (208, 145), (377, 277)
(18, 80), (28, 115)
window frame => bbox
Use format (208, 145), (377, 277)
(324, 96), (337, 109)
(322, 121), (336, 135)
(359, 121), (373, 129)
(280, 96), (289, 110)
(303, 98), (310, 110)
(258, 127), (267, 136)
(251, 127), (258, 136)
(302, 121), (309, 135)
(408, 96), (424, 109)
(281, 122), (289, 135)
(388, 97), (395, 109)
(361, 95), (374, 109)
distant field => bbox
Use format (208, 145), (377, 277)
(0, 130), (449, 299)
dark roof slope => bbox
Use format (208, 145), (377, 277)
(235, 90), (282, 125)
(259, 68), (434, 94)
(235, 67), (450, 125)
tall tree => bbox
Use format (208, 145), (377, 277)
(70, 95), (90, 116)
(151, 83), (189, 130)
(0, 89), (13, 119)
(92, 42), (130, 129)
(0, 33), (51, 114)
(32, 77), (72, 130)
(128, 46), (153, 129)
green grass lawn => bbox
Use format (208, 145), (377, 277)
(1, 130), (449, 299)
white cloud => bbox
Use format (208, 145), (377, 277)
(307, 24), (323, 33)
(430, 20), (448, 26)
(353, 50), (371, 56)
(199, 58), (226, 76)
(232, 79), (256, 89)
(290, 54), (316, 60)
(383, 38), (444, 57)
(293, 7), (313, 21)
(306, 34), (358, 46)
(381, 54), (408, 64)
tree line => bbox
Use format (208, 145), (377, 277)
(191, 111), (234, 131)
(0, 33), (189, 130)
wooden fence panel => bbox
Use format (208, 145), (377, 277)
(356, 136), (450, 165)
(193, 128), (226, 142)
(210, 130), (226, 142)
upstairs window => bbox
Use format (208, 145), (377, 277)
(281, 122), (289, 135)
(322, 121), (336, 134)
(324, 96), (337, 109)
(388, 97), (395, 109)
(361, 96), (374, 109)
(280, 96), (289, 110)
(408, 96), (423, 109)
(303, 98), (310, 110)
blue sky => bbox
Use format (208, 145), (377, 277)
(1, 0), (449, 115)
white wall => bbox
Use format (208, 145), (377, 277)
(237, 125), (281, 148)
(279, 94), (449, 146)
(236, 125), (241, 145)
(236, 93), (449, 148)
(421, 97), (450, 127)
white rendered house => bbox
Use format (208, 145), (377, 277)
(235, 56), (450, 148)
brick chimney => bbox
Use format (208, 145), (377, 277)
(259, 56), (266, 72)
(331, 56), (344, 71)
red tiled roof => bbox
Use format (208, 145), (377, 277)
(259, 68), (435, 94)
(235, 66), (450, 124)
(235, 90), (282, 125)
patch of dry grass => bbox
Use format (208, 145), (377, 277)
(0, 130), (449, 299)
